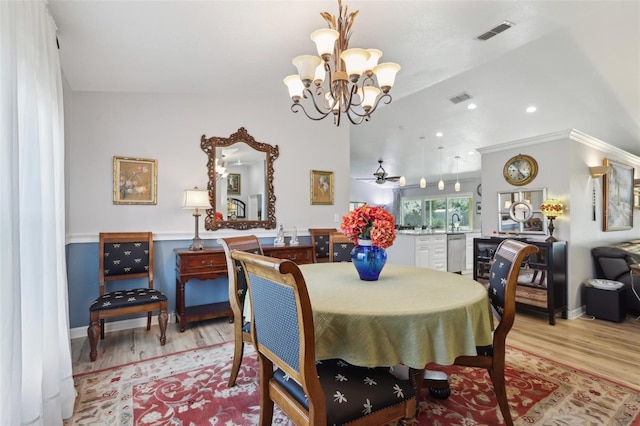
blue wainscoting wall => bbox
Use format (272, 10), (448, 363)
(66, 236), (311, 330)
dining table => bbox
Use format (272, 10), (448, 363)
(297, 262), (495, 394)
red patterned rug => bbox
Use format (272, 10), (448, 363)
(66, 342), (640, 425)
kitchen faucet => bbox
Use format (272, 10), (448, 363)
(451, 213), (461, 232)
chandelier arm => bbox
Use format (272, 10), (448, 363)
(345, 108), (368, 125)
(304, 86), (338, 116)
(291, 102), (333, 121)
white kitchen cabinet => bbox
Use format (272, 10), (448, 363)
(387, 233), (447, 270)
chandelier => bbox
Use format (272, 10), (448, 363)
(283, 0), (400, 126)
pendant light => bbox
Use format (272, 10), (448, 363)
(437, 147), (445, 190)
(419, 139), (426, 188)
(454, 156), (461, 192)
(399, 175), (406, 187)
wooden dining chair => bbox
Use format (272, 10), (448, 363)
(88, 232), (168, 362)
(426, 239), (538, 425)
(329, 232), (355, 262)
(231, 250), (417, 426)
(220, 235), (264, 387)
(309, 228), (337, 263)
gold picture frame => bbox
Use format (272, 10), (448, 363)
(603, 158), (634, 231)
(310, 170), (334, 205)
(113, 156), (157, 205)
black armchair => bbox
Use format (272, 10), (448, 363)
(591, 241), (640, 314)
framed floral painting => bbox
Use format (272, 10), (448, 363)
(310, 170), (334, 205)
(603, 158), (634, 231)
(113, 156), (157, 205)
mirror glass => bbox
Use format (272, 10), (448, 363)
(497, 188), (547, 235)
(201, 127), (279, 231)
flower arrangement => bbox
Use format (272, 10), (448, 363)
(340, 205), (396, 249)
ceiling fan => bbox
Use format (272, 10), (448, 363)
(357, 160), (402, 185)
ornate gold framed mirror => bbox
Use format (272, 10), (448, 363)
(201, 127), (279, 230)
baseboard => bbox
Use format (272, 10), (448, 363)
(69, 312), (176, 339)
(567, 305), (585, 320)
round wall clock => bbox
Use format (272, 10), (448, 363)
(503, 154), (538, 186)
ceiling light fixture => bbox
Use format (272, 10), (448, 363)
(399, 176), (406, 187)
(526, 106), (537, 113)
(438, 147), (445, 190)
(420, 140), (426, 188)
(436, 132), (443, 137)
(467, 103), (477, 110)
(454, 156), (461, 192)
(283, 0), (400, 126)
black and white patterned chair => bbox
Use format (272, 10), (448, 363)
(87, 232), (168, 362)
(329, 232), (355, 262)
(309, 228), (337, 263)
(232, 250), (416, 426)
(220, 235), (263, 387)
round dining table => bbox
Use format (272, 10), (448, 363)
(298, 262), (494, 371)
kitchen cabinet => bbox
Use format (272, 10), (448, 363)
(387, 233), (447, 271)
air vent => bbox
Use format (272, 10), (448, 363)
(448, 92), (473, 104)
(476, 21), (514, 41)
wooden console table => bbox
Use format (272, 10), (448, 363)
(174, 244), (314, 331)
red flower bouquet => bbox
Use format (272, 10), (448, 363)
(340, 205), (396, 249)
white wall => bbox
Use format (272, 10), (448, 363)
(66, 92), (350, 242)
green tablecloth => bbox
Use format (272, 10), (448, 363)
(299, 263), (494, 369)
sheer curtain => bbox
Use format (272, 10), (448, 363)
(1, 1), (76, 424)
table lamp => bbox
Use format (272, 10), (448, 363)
(540, 199), (564, 242)
(183, 187), (210, 250)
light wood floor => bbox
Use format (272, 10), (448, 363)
(70, 311), (640, 389)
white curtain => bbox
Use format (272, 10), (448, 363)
(0, 1), (76, 424)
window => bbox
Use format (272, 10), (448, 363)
(400, 195), (473, 231)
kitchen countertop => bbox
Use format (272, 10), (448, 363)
(396, 229), (481, 236)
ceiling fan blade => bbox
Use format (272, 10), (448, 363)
(386, 176), (402, 181)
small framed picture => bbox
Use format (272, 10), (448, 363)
(310, 170), (334, 205)
(475, 202), (482, 214)
(227, 173), (241, 195)
(113, 156), (157, 205)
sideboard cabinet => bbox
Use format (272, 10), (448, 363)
(174, 244), (314, 331)
(473, 237), (567, 325)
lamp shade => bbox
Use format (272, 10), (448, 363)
(540, 199), (564, 218)
(589, 165), (611, 178)
(183, 189), (210, 209)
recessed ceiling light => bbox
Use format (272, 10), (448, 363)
(468, 151), (475, 155)
(467, 103), (477, 110)
(526, 106), (537, 113)
(436, 132), (443, 137)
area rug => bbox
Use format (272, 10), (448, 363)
(65, 342), (640, 425)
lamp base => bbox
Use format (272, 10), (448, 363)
(189, 237), (204, 251)
(189, 212), (204, 250)
(545, 217), (557, 242)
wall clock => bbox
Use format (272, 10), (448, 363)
(503, 154), (538, 186)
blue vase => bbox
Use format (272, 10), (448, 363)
(351, 239), (387, 281)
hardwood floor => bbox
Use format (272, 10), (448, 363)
(70, 311), (640, 389)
